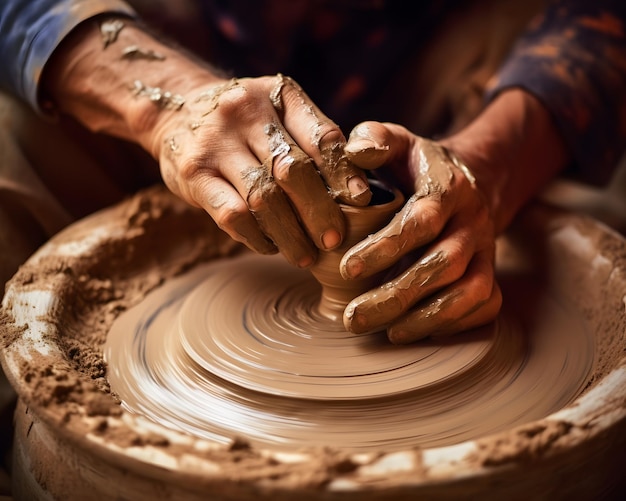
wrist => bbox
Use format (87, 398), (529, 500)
(439, 89), (569, 233)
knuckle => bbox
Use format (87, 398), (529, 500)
(177, 156), (206, 182)
(213, 201), (249, 231)
(277, 76), (308, 105)
(442, 245), (469, 280)
(394, 287), (418, 313)
(415, 205), (445, 241)
(273, 149), (315, 185)
(318, 126), (345, 148)
(216, 88), (254, 119)
(405, 196), (444, 233)
(247, 189), (264, 212)
(317, 127), (347, 170)
(247, 182), (280, 212)
(474, 273), (496, 303)
(271, 155), (296, 183)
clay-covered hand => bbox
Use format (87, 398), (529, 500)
(42, 19), (371, 270)
(340, 121), (502, 343)
(150, 74), (371, 268)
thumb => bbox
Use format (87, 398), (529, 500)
(343, 121), (393, 170)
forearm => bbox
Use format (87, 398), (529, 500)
(41, 16), (227, 157)
(440, 89), (569, 234)
(0, 0), (134, 109)
(486, 0), (626, 186)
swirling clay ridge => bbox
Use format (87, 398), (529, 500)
(105, 253), (594, 452)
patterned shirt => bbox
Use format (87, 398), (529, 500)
(1, 0), (625, 185)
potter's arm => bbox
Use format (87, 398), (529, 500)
(485, 0), (626, 187)
(0, 1), (371, 269)
(339, 0), (626, 343)
(439, 90), (569, 236)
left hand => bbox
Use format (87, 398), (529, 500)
(340, 121), (502, 344)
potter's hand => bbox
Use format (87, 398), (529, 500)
(41, 19), (371, 269)
(339, 121), (502, 343)
(151, 75), (371, 268)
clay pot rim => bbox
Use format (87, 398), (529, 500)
(1, 187), (626, 492)
(339, 178), (404, 215)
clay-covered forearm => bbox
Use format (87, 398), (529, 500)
(440, 88), (569, 235)
(41, 16), (228, 157)
(487, 0), (626, 186)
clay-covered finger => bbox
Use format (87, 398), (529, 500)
(268, 74), (371, 206)
(344, 121), (394, 170)
(340, 194), (452, 281)
(258, 122), (347, 250)
(196, 132), (339, 261)
(343, 222), (478, 334)
(387, 252), (502, 344)
(243, 161), (319, 268)
(186, 174), (278, 255)
(343, 251), (447, 334)
(180, 148), (313, 265)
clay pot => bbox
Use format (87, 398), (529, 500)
(310, 179), (404, 321)
(1, 186), (625, 500)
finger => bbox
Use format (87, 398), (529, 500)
(387, 251), (502, 344)
(232, 154), (319, 268)
(345, 121), (416, 184)
(249, 121), (346, 251)
(187, 173), (278, 255)
(246, 162), (318, 268)
(343, 220), (479, 334)
(341, 140), (480, 281)
(340, 193), (453, 280)
(269, 74), (371, 206)
(344, 121), (395, 170)
(183, 149), (317, 268)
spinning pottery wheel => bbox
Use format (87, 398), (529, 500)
(1, 185), (626, 500)
(103, 181), (591, 453)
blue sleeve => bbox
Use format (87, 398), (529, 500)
(0, 0), (136, 112)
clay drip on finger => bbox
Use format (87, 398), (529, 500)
(310, 181), (404, 321)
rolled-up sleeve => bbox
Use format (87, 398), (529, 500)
(487, 0), (626, 185)
(0, 0), (136, 112)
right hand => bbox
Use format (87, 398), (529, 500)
(149, 74), (372, 268)
(338, 122), (502, 343)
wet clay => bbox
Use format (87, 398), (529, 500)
(269, 74), (371, 206)
(104, 249), (594, 453)
(100, 19), (125, 48)
(106, 248), (594, 450)
(310, 181), (404, 319)
(3, 186), (626, 500)
(104, 183), (593, 452)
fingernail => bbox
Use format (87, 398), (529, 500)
(346, 309), (369, 333)
(297, 255), (314, 268)
(347, 176), (368, 197)
(388, 327), (427, 345)
(343, 255), (365, 278)
(321, 229), (341, 250)
(388, 329), (411, 345)
(344, 141), (389, 170)
(344, 138), (376, 155)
